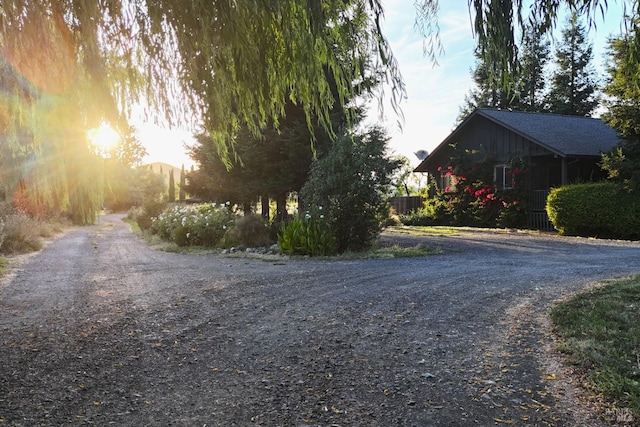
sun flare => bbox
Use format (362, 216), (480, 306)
(88, 122), (120, 156)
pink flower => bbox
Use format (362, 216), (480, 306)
(437, 166), (443, 172)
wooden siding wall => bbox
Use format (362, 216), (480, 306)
(452, 118), (550, 165)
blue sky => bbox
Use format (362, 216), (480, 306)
(139, 1), (629, 168)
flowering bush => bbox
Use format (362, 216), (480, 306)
(151, 203), (235, 247)
(278, 207), (337, 256)
(404, 146), (529, 228)
(496, 199), (527, 228)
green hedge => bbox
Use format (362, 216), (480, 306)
(547, 182), (640, 240)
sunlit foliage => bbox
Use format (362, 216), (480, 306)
(0, 0), (403, 222)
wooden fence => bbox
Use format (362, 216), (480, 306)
(528, 190), (555, 231)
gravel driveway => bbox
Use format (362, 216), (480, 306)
(1, 214), (639, 426)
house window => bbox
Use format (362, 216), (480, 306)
(440, 172), (456, 192)
(494, 165), (513, 189)
(437, 165), (456, 192)
(440, 174), (456, 193)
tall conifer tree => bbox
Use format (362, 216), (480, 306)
(545, 13), (599, 116)
(600, 33), (640, 191)
(179, 165), (186, 202)
(168, 169), (175, 202)
(516, 25), (551, 112)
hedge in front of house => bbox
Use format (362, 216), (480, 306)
(547, 182), (640, 240)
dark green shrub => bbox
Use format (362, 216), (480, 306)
(224, 214), (271, 247)
(300, 128), (399, 252)
(136, 200), (166, 231)
(401, 198), (450, 226)
(172, 225), (190, 247)
(547, 182), (640, 239)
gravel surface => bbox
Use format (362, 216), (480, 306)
(1, 214), (639, 426)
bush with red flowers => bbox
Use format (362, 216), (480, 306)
(402, 145), (528, 228)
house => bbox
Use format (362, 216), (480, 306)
(413, 108), (622, 229)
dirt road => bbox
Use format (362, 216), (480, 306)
(1, 214), (639, 426)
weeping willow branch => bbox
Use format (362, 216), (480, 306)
(1, 0), (405, 157)
(0, 1), (409, 221)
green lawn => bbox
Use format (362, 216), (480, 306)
(550, 275), (640, 418)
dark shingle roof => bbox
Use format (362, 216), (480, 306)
(477, 108), (621, 156)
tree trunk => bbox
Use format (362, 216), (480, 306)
(275, 193), (288, 223)
(243, 201), (252, 215)
(261, 195), (270, 220)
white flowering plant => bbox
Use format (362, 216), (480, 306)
(150, 203), (235, 247)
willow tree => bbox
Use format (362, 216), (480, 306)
(0, 7), (106, 223)
(0, 0), (634, 222)
(0, 1), (403, 222)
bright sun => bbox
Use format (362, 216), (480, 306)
(88, 122), (120, 156)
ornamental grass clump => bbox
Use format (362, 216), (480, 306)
(278, 208), (337, 256)
(151, 203), (235, 247)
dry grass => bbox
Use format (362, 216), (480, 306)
(0, 206), (70, 255)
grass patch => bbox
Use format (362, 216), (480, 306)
(0, 257), (7, 275)
(122, 216), (141, 234)
(386, 225), (460, 237)
(550, 276), (640, 417)
(388, 225), (549, 239)
(367, 243), (440, 258)
(332, 243), (440, 260)
(122, 217), (181, 252)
